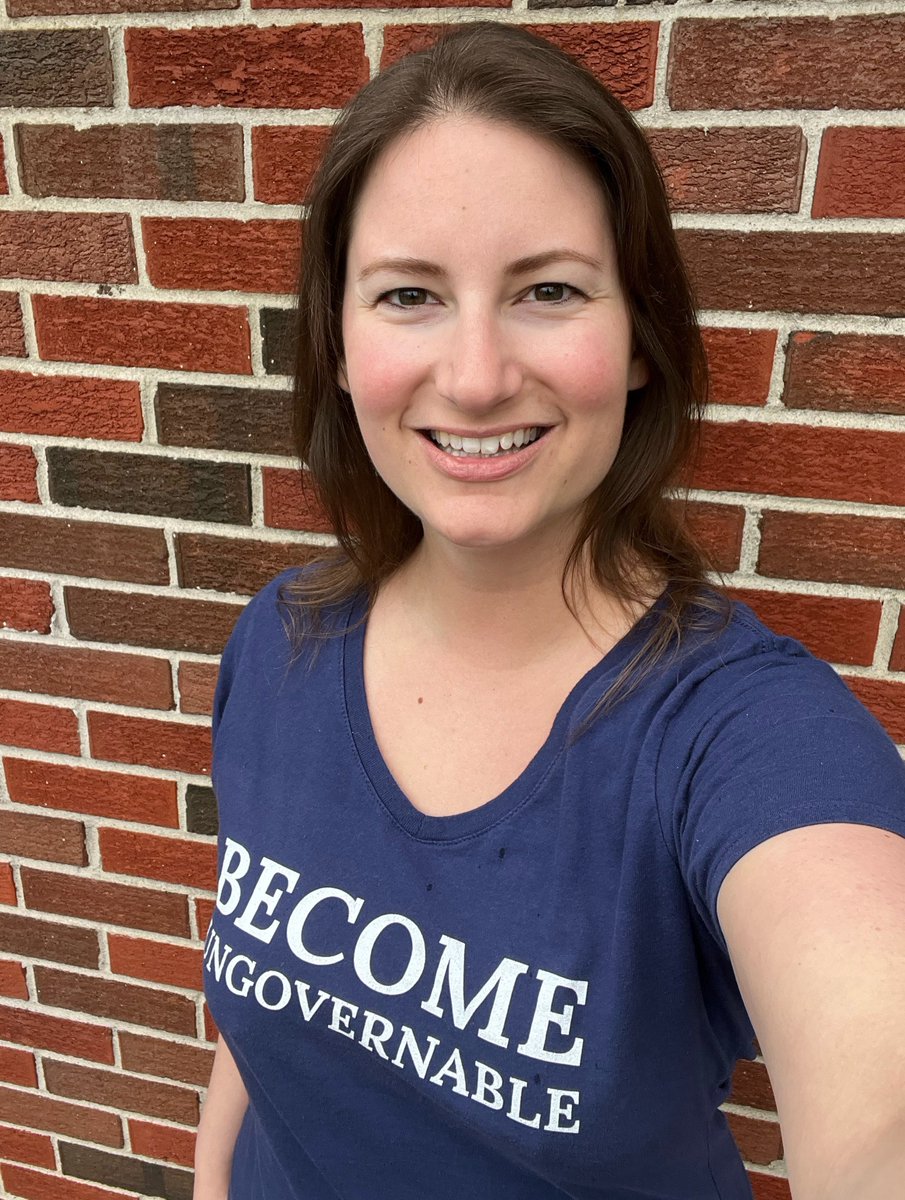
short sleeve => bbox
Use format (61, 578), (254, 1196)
(657, 647), (905, 957)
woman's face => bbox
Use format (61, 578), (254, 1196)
(339, 115), (648, 560)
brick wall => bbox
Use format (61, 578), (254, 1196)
(1, 1), (904, 1197)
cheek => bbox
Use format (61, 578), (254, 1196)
(344, 327), (424, 420)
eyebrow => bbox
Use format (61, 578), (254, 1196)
(356, 249), (605, 283)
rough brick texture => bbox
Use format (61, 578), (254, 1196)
(3, 7), (905, 1198)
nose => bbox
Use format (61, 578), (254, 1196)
(434, 302), (523, 413)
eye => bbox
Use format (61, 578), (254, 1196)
(377, 288), (436, 309)
(528, 282), (583, 305)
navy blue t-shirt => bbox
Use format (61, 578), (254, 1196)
(204, 565), (905, 1200)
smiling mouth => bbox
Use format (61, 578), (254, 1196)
(421, 427), (552, 458)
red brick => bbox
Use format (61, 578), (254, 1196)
(15, 121), (243, 202)
(841, 677), (905, 744)
(813, 127), (905, 219)
(127, 1118), (195, 1167)
(0, 1085), (123, 1146)
(255, 0), (502, 7)
(0, 1163), (134, 1200)
(0, 213), (135, 285)
(783, 332), (905, 417)
(0, 641), (173, 711)
(0, 697), (80, 756)
(892, 611), (905, 673)
(688, 421), (905, 507)
(0, 578), (53, 635)
(87, 712), (212, 777)
(34, 966), (196, 1037)
(100, 829), (217, 892)
(0, 371), (142, 440)
(32, 295), (251, 375)
(0, 958), (28, 998)
(0, 1125), (55, 1169)
(0, 293), (26, 357)
(728, 589), (881, 668)
(678, 230), (905, 317)
(10, 0), (235, 12)
(127, 23), (368, 109)
(758, 511), (905, 591)
(750, 1176), (792, 1200)
(669, 16), (905, 111)
(108, 933), (204, 991)
(0, 863), (16, 906)
(262, 467), (333, 533)
(701, 327), (776, 408)
(252, 126), (331, 205)
(0, 1046), (37, 1088)
(381, 23), (658, 110)
(143, 216), (299, 294)
(728, 1058), (776, 1112)
(0, 444), (38, 502)
(4, 759), (178, 828)
(0, 1006), (113, 1064)
(727, 1109), (783, 1167)
(119, 1032), (213, 1087)
(195, 897), (215, 940)
(0, 511), (169, 586)
(177, 659), (219, 717)
(202, 1000), (218, 1042)
(21, 867), (191, 938)
(675, 499), (745, 575)
(0, 811), (86, 866)
(647, 126), (805, 215)
(44, 1059), (198, 1124)
(0, 134), (6, 194)
(0, 909), (99, 969)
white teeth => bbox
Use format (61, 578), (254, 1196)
(429, 426), (544, 457)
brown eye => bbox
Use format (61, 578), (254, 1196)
(380, 288), (431, 308)
(532, 283), (579, 304)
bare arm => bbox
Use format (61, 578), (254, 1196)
(193, 1035), (250, 1200)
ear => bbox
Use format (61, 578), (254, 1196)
(627, 350), (649, 392)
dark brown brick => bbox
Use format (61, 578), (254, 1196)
(21, 866), (191, 937)
(127, 23), (368, 110)
(260, 306), (295, 375)
(45, 1060), (198, 1124)
(65, 586), (244, 654)
(728, 588), (881, 668)
(59, 1140), (193, 1200)
(0, 371), (142, 440)
(0, 212), (135, 285)
(0, 810), (86, 866)
(0, 909), (98, 967)
(0, 1086), (122, 1147)
(155, 380), (293, 454)
(10, 0), (236, 13)
(0, 30), (113, 108)
(759, 511), (905, 590)
(120, 1032), (213, 1087)
(647, 126), (805, 214)
(177, 659), (219, 717)
(16, 122), (244, 202)
(33, 294), (252, 375)
(252, 125), (331, 205)
(783, 332), (905, 417)
(176, 532), (318, 594)
(5, 758), (178, 828)
(0, 293), (25, 356)
(0, 640), (173, 709)
(892, 611), (905, 673)
(678, 230), (905, 317)
(381, 22), (657, 110)
(688, 421), (905, 507)
(47, 447), (251, 524)
(185, 785), (218, 836)
(0, 511), (168, 584)
(0, 1006), (113, 1063)
(669, 16), (905, 111)
(35, 966), (196, 1035)
(87, 710), (214, 777)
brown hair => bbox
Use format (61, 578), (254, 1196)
(277, 19), (733, 729)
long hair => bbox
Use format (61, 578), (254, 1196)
(277, 20), (733, 728)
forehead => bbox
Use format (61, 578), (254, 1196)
(346, 116), (615, 262)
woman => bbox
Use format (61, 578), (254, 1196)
(195, 22), (905, 1200)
